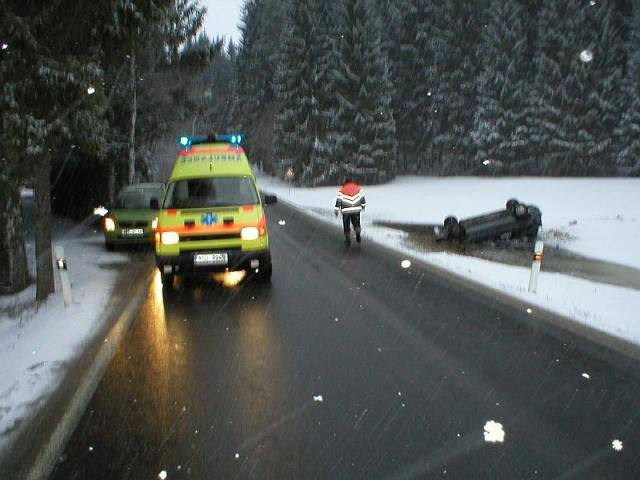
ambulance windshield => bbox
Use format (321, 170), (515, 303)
(163, 176), (259, 209)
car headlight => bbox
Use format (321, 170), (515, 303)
(160, 231), (179, 245)
(104, 217), (116, 232)
(151, 217), (158, 230)
(241, 226), (260, 241)
(93, 205), (108, 217)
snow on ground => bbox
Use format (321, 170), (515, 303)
(0, 216), (128, 453)
(257, 175), (640, 346)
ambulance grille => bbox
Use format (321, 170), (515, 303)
(180, 233), (240, 242)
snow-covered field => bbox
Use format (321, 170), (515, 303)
(0, 216), (129, 453)
(257, 175), (640, 346)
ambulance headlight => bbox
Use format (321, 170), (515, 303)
(179, 136), (190, 147)
(161, 231), (180, 245)
(151, 217), (158, 230)
(104, 217), (116, 232)
(241, 227), (259, 241)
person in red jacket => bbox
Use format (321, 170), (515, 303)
(334, 178), (366, 245)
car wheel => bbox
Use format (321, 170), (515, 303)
(506, 198), (520, 213)
(514, 204), (528, 219)
(443, 216), (458, 229)
(105, 242), (116, 251)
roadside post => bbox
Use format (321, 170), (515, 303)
(528, 238), (544, 293)
(54, 245), (73, 307)
(285, 167), (294, 195)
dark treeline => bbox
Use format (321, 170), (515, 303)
(232, 0), (640, 184)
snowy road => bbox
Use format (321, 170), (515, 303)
(52, 201), (640, 479)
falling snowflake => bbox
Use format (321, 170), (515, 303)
(612, 439), (623, 451)
(579, 49), (594, 63)
(483, 420), (506, 443)
(582, 373), (590, 380)
(526, 308), (532, 314)
(158, 471), (167, 480)
(235, 453), (240, 459)
(278, 220), (286, 226)
(313, 395), (324, 402)
(401, 260), (411, 269)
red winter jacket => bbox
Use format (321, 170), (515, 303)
(335, 181), (366, 215)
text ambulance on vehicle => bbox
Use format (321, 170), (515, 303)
(153, 134), (276, 286)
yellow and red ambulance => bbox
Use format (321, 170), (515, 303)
(154, 134), (276, 286)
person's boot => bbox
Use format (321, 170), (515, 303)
(355, 228), (361, 243)
(344, 233), (351, 246)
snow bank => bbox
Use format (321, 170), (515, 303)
(0, 228), (128, 452)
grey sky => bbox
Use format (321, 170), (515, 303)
(200, 0), (244, 46)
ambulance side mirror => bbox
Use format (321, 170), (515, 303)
(149, 198), (159, 209)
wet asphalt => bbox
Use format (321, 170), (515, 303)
(51, 201), (640, 479)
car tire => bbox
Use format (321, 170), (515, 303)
(443, 216), (458, 229)
(514, 204), (528, 219)
(105, 242), (116, 251)
(506, 198), (520, 213)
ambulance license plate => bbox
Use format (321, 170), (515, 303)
(194, 253), (228, 266)
(122, 228), (144, 236)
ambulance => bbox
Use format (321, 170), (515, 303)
(153, 134), (276, 286)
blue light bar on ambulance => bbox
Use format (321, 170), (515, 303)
(215, 134), (244, 146)
(177, 134), (245, 148)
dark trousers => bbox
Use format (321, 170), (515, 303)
(342, 213), (361, 235)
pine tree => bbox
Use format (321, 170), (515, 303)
(615, 0), (640, 175)
(273, 0), (316, 181)
(422, 2), (485, 174)
(528, 0), (622, 175)
(1, 1), (108, 299)
(233, 0), (286, 172)
(383, 0), (437, 174)
(328, 0), (397, 184)
(471, 0), (531, 174)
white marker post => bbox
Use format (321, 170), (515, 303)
(528, 239), (544, 293)
(55, 245), (73, 307)
(285, 167), (294, 195)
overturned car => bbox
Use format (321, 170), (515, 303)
(434, 199), (542, 242)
